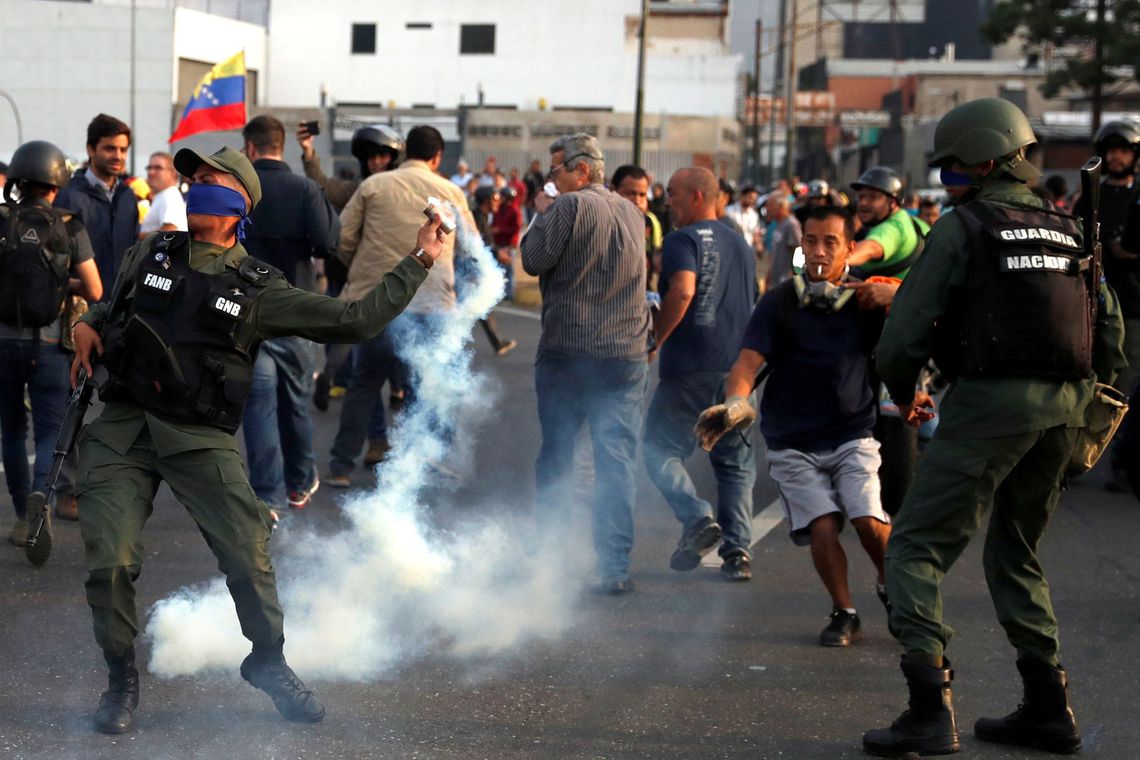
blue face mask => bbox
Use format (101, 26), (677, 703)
(186, 182), (251, 240)
(939, 167), (975, 188)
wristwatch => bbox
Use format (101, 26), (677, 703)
(411, 247), (433, 270)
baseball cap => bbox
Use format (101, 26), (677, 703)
(174, 146), (262, 210)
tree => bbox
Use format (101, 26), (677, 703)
(981, 0), (1140, 131)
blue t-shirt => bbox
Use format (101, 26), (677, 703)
(658, 220), (757, 379)
(742, 280), (882, 452)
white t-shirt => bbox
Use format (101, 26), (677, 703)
(140, 185), (188, 234)
(725, 203), (761, 247)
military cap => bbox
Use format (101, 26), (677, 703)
(174, 146), (262, 210)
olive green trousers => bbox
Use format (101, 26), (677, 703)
(886, 425), (1078, 666)
(77, 427), (282, 656)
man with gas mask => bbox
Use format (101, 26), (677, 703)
(862, 98), (1125, 757)
(69, 146), (445, 734)
(695, 205), (897, 647)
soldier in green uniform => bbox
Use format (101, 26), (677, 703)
(70, 146), (446, 734)
(861, 99), (1126, 756)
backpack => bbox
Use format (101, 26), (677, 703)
(0, 202), (72, 328)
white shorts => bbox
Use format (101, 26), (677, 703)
(767, 437), (890, 546)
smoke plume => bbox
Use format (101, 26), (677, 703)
(146, 209), (585, 680)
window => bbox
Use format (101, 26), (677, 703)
(351, 23), (376, 54)
(460, 24), (495, 55)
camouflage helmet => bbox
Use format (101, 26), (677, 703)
(928, 97), (1039, 180)
(6, 140), (70, 189)
(1094, 119), (1140, 156)
(850, 166), (903, 202)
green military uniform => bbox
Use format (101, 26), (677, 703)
(875, 179), (1126, 665)
(77, 236), (427, 656)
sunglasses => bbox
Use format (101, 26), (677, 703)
(547, 153), (589, 180)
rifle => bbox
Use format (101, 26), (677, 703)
(25, 366), (97, 566)
(1080, 156), (1103, 329)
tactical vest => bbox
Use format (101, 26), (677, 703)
(99, 233), (282, 433)
(933, 200), (1092, 381)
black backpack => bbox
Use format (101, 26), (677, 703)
(0, 202), (72, 328)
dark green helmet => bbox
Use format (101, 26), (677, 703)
(851, 166), (903, 201)
(928, 98), (1038, 180)
(7, 140), (69, 189)
(1094, 120), (1140, 156)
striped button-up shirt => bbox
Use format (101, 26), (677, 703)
(521, 183), (650, 360)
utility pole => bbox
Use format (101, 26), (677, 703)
(633, 0), (649, 166)
(129, 0), (137, 174)
(752, 19), (762, 184)
(1093, 0), (1106, 133)
(768, 0), (787, 182)
(785, 0), (798, 181)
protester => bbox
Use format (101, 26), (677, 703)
(328, 125), (476, 486)
(644, 167), (758, 580)
(55, 113), (138, 294)
(521, 133), (649, 595)
(612, 164), (663, 289)
(139, 151), (187, 235)
(763, 193), (802, 290)
(240, 115), (340, 510)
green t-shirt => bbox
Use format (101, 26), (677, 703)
(861, 208), (930, 279)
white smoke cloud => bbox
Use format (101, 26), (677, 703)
(146, 209), (588, 680)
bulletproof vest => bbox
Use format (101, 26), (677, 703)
(99, 233), (282, 433)
(0, 202), (72, 328)
(933, 200), (1092, 381)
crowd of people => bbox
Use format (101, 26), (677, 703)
(0, 96), (1131, 757)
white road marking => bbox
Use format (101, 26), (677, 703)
(493, 305), (541, 320)
(701, 497), (785, 568)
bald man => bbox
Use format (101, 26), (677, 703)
(764, 194), (802, 291)
(643, 167), (760, 580)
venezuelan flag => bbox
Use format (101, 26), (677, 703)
(169, 51), (247, 143)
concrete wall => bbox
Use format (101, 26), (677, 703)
(0, 0), (174, 172)
(264, 0), (739, 117)
(0, 0), (266, 175)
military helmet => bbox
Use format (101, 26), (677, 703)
(351, 125), (404, 161)
(1094, 120), (1140, 156)
(807, 179), (831, 199)
(928, 98), (1037, 179)
(6, 140), (70, 189)
(850, 166), (903, 202)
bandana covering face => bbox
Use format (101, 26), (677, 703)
(186, 182), (251, 240)
(939, 167), (975, 188)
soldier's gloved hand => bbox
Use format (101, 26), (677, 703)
(71, 321), (103, 389)
(694, 395), (756, 452)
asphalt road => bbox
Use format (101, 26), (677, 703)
(1, 307), (1138, 760)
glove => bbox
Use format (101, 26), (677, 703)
(693, 395), (757, 452)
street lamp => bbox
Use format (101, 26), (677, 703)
(0, 90), (23, 146)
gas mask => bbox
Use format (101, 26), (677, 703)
(790, 247), (855, 312)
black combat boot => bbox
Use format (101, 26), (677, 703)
(93, 648), (140, 734)
(974, 659), (1081, 754)
(240, 645), (325, 723)
(863, 655), (961, 756)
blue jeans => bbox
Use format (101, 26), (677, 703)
(534, 353), (649, 582)
(329, 320), (402, 476)
(242, 336), (318, 504)
(643, 373), (757, 558)
(0, 339), (71, 518)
